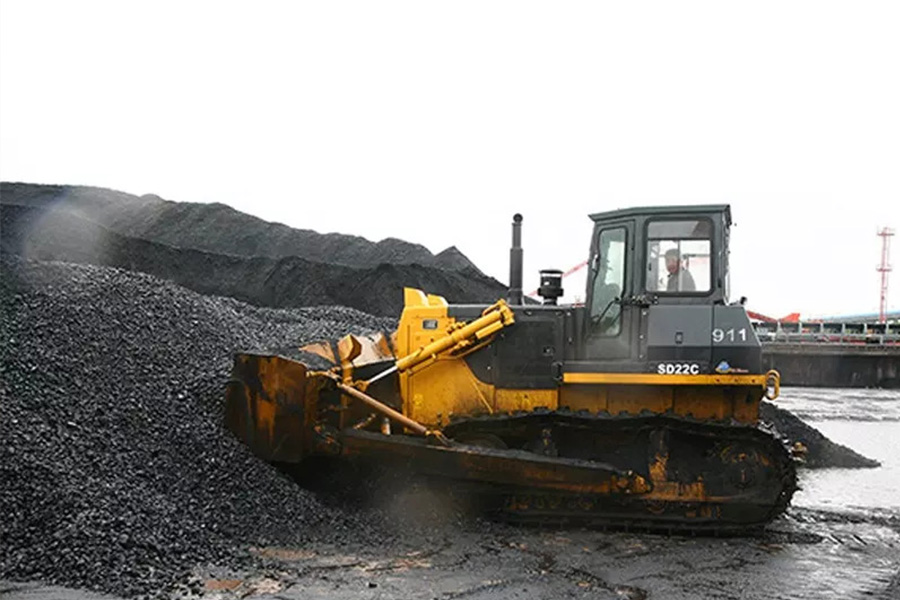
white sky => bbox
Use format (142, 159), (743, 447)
(1, 1), (898, 318)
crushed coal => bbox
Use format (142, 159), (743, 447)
(0, 256), (399, 597)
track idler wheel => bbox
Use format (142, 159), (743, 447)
(718, 444), (766, 490)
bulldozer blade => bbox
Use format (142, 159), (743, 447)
(225, 353), (326, 463)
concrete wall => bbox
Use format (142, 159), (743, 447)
(762, 343), (900, 388)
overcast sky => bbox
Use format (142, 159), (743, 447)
(1, 1), (898, 318)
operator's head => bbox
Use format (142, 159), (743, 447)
(665, 249), (681, 274)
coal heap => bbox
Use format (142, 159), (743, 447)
(0, 184), (508, 316)
(0, 256), (398, 597)
(760, 402), (880, 468)
(0, 182), (482, 271)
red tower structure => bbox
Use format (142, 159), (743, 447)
(877, 227), (894, 323)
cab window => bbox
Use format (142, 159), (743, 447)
(645, 219), (711, 294)
(590, 227), (626, 335)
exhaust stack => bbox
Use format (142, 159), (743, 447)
(507, 213), (524, 305)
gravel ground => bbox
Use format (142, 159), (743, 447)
(0, 256), (399, 597)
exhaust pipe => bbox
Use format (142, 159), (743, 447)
(508, 213), (523, 305)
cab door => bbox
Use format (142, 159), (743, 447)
(583, 220), (637, 361)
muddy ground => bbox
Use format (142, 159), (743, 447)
(5, 505), (898, 600)
(186, 503), (900, 600)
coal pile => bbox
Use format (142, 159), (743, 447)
(1, 188), (509, 316)
(0, 182), (484, 272)
(0, 256), (398, 597)
(760, 401), (880, 468)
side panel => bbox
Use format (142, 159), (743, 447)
(559, 383), (761, 423)
(711, 305), (762, 373)
(403, 357), (497, 427)
(401, 301), (565, 426)
(458, 306), (570, 389)
(398, 296), (491, 427)
(646, 305), (713, 369)
(492, 310), (565, 389)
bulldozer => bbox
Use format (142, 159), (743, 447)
(225, 205), (797, 532)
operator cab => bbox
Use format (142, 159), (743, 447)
(579, 205), (759, 374)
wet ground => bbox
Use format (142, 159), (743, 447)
(177, 505), (899, 600)
(4, 480), (899, 600)
(6, 505), (899, 600)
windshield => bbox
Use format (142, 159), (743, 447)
(645, 219), (711, 294)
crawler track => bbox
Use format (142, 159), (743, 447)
(442, 410), (798, 533)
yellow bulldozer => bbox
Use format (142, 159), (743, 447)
(225, 205), (797, 532)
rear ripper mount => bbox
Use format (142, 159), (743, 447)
(226, 206), (799, 533)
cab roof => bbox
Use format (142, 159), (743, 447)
(589, 204), (731, 225)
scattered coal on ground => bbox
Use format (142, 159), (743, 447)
(0, 196), (508, 317)
(760, 401), (880, 468)
(0, 256), (402, 598)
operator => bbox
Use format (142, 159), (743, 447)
(665, 248), (695, 292)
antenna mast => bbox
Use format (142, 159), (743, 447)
(877, 227), (894, 323)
